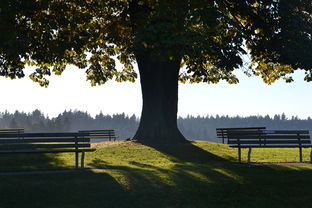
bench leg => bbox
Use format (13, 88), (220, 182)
(75, 152), (79, 169)
(299, 147), (303, 163)
(81, 151), (85, 169)
(247, 148), (252, 165)
(75, 139), (79, 169)
(310, 150), (312, 164)
(238, 148), (241, 163)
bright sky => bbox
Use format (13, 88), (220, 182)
(0, 65), (311, 119)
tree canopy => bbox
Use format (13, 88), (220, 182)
(1, 0), (311, 86)
(1, 0), (312, 143)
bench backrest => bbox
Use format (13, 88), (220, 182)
(227, 130), (311, 148)
(79, 130), (116, 141)
(0, 128), (24, 135)
(216, 127), (266, 144)
(0, 132), (91, 152)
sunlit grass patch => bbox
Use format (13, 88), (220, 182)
(193, 140), (312, 163)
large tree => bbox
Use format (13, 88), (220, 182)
(1, 0), (311, 144)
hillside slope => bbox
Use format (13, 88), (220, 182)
(1, 141), (312, 208)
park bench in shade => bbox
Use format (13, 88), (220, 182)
(227, 130), (311, 163)
(216, 127), (266, 144)
(0, 128), (24, 135)
(0, 132), (95, 168)
(79, 130), (117, 141)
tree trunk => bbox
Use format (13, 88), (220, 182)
(133, 52), (186, 144)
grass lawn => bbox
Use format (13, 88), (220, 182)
(1, 140), (312, 208)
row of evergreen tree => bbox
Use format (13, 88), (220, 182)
(0, 110), (311, 142)
(0, 110), (138, 140)
(179, 114), (312, 142)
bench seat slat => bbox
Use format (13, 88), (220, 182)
(228, 130), (309, 135)
(0, 138), (90, 144)
(0, 128), (24, 133)
(0, 143), (90, 150)
(230, 144), (312, 148)
(87, 137), (116, 139)
(79, 130), (116, 141)
(79, 130), (114, 132)
(228, 135), (310, 140)
(80, 131), (115, 135)
(0, 132), (89, 138)
(88, 137), (116, 139)
(228, 140), (311, 145)
(87, 132), (115, 134)
(216, 127), (266, 131)
(0, 148), (96, 154)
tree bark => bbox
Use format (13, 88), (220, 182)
(133, 52), (186, 144)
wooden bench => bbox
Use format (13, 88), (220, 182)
(0, 128), (24, 135)
(0, 132), (95, 168)
(227, 130), (311, 163)
(79, 130), (117, 141)
(216, 127), (266, 144)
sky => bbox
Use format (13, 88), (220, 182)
(0, 65), (312, 119)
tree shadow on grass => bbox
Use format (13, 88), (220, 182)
(0, 153), (72, 172)
(145, 140), (229, 163)
(88, 141), (312, 208)
(0, 170), (130, 208)
(2, 141), (312, 208)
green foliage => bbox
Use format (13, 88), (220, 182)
(0, 0), (311, 86)
(244, 0), (312, 83)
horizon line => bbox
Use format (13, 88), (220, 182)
(0, 109), (308, 120)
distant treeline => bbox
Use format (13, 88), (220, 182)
(0, 110), (138, 140)
(0, 110), (311, 142)
(179, 114), (312, 142)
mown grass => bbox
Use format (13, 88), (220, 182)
(1, 140), (312, 208)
